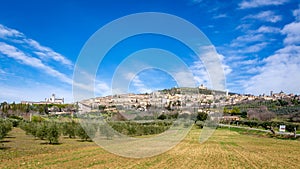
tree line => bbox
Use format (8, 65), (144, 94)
(19, 120), (95, 144)
(6, 116), (178, 145)
(0, 102), (76, 116)
(108, 121), (173, 136)
(226, 120), (298, 135)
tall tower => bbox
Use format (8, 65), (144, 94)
(51, 94), (55, 102)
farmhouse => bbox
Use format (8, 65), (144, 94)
(222, 116), (240, 121)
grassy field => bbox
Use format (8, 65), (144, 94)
(1, 126), (300, 169)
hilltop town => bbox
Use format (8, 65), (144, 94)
(80, 85), (300, 113)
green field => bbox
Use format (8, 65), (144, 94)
(1, 127), (300, 169)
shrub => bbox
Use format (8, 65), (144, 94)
(31, 116), (45, 122)
(157, 114), (167, 120)
(243, 120), (259, 128)
(7, 118), (20, 127)
(285, 123), (299, 133)
(8, 115), (23, 127)
(197, 112), (208, 121)
(195, 121), (204, 128)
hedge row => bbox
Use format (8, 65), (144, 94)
(229, 120), (299, 132)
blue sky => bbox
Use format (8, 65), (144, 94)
(0, 0), (299, 103)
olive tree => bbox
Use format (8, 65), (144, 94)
(0, 119), (12, 140)
(46, 122), (60, 144)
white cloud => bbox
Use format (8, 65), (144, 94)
(236, 24), (252, 31)
(281, 22), (300, 45)
(229, 26), (276, 54)
(240, 42), (269, 53)
(190, 0), (203, 4)
(243, 11), (282, 23)
(173, 71), (197, 87)
(130, 75), (152, 94)
(293, 8), (300, 21)
(0, 42), (72, 84)
(238, 59), (258, 65)
(72, 67), (112, 100)
(239, 0), (289, 9)
(0, 24), (23, 38)
(0, 24), (76, 102)
(0, 24), (72, 67)
(244, 11), (300, 95)
(190, 46), (230, 90)
(124, 72), (136, 81)
(230, 34), (265, 49)
(256, 25), (281, 33)
(246, 67), (261, 74)
(131, 76), (144, 88)
(232, 34), (264, 46)
(189, 60), (209, 86)
(216, 53), (232, 76)
(213, 14), (227, 19)
(95, 80), (111, 97)
(115, 72), (153, 94)
(24, 39), (73, 67)
(0, 68), (6, 74)
(244, 45), (300, 95)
